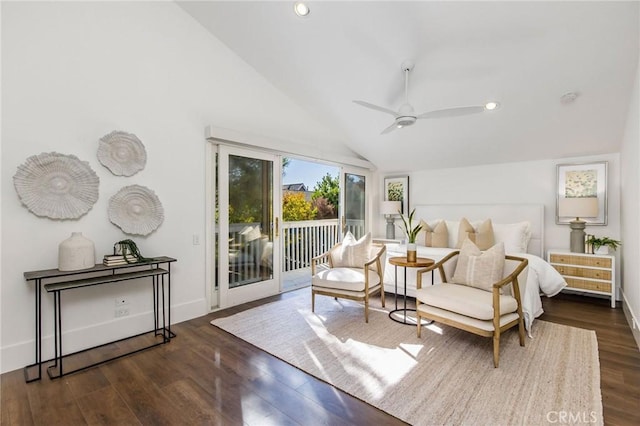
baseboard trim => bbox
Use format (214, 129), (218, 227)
(621, 289), (640, 350)
(0, 298), (207, 375)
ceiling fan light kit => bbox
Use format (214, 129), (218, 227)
(354, 60), (499, 134)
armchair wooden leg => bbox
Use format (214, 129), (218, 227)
(365, 300), (369, 323)
(493, 330), (500, 368)
(518, 317), (525, 347)
(312, 291), (315, 313)
(381, 289), (385, 308)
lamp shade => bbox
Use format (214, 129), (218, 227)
(559, 197), (599, 219)
(380, 200), (402, 215)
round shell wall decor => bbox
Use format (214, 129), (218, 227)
(97, 130), (147, 176)
(13, 152), (100, 219)
(108, 185), (164, 235)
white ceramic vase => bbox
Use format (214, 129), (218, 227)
(58, 232), (95, 271)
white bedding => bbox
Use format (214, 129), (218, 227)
(383, 244), (567, 334)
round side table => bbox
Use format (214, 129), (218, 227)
(388, 256), (434, 325)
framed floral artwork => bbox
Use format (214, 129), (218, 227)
(556, 162), (607, 225)
(384, 176), (409, 216)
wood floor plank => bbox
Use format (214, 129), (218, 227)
(75, 386), (141, 425)
(2, 289), (637, 425)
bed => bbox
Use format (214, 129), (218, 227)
(382, 204), (566, 334)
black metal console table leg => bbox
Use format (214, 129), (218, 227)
(23, 279), (42, 383)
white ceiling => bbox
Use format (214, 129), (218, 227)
(177, 1), (639, 172)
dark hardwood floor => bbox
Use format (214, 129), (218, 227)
(2, 290), (639, 425)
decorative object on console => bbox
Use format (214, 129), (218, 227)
(558, 197), (598, 253)
(105, 238), (151, 265)
(58, 232), (95, 271)
(108, 185), (164, 235)
(556, 162), (607, 225)
(399, 208), (423, 263)
(13, 152), (99, 219)
(383, 175), (409, 216)
(97, 130), (147, 176)
(380, 200), (402, 239)
(585, 235), (621, 255)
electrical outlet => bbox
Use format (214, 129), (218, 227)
(193, 234), (200, 245)
(115, 298), (128, 307)
(115, 307), (130, 318)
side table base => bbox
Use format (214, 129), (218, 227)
(389, 308), (433, 326)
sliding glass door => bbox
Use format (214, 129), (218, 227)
(217, 146), (281, 308)
(341, 171), (367, 239)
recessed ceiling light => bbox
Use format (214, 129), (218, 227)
(294, 2), (310, 17)
(484, 101), (499, 111)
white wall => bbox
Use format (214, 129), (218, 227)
(620, 52), (640, 347)
(0, 2), (348, 373)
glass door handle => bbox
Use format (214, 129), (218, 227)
(275, 217), (279, 237)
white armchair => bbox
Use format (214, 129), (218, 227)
(415, 244), (528, 367)
(311, 240), (386, 323)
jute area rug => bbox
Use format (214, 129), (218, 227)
(211, 291), (602, 425)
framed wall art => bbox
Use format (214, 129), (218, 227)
(384, 175), (409, 216)
(556, 161), (607, 225)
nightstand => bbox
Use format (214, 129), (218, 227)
(372, 237), (402, 244)
(547, 249), (616, 308)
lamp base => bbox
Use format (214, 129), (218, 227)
(569, 219), (586, 253)
(386, 217), (395, 239)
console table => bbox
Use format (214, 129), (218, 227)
(23, 256), (176, 382)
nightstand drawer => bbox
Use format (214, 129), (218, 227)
(552, 265), (612, 280)
(565, 277), (611, 292)
(549, 254), (612, 268)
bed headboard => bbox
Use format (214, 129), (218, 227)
(412, 204), (544, 257)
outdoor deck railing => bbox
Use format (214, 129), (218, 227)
(282, 219), (365, 271)
(224, 219), (366, 287)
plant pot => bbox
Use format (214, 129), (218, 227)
(407, 243), (417, 263)
(594, 246), (610, 255)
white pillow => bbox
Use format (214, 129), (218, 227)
(445, 220), (460, 248)
(332, 232), (372, 268)
(493, 221), (531, 253)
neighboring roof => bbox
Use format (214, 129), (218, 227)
(283, 183), (308, 192)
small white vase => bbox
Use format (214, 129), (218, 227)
(58, 232), (96, 271)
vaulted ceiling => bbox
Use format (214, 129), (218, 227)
(177, 1), (639, 172)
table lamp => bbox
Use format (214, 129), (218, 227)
(559, 197), (599, 253)
(380, 201), (402, 239)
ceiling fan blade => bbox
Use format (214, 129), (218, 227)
(380, 122), (399, 135)
(353, 100), (399, 117)
(416, 105), (486, 119)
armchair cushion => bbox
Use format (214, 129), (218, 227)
(312, 267), (381, 292)
(415, 283), (518, 320)
(331, 232), (372, 268)
(452, 240), (505, 291)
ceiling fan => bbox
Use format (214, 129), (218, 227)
(353, 60), (498, 135)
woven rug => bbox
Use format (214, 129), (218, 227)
(211, 291), (602, 425)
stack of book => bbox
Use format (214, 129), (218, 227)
(103, 254), (139, 266)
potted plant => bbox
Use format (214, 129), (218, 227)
(399, 208), (423, 262)
(113, 239), (151, 263)
(585, 235), (621, 255)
